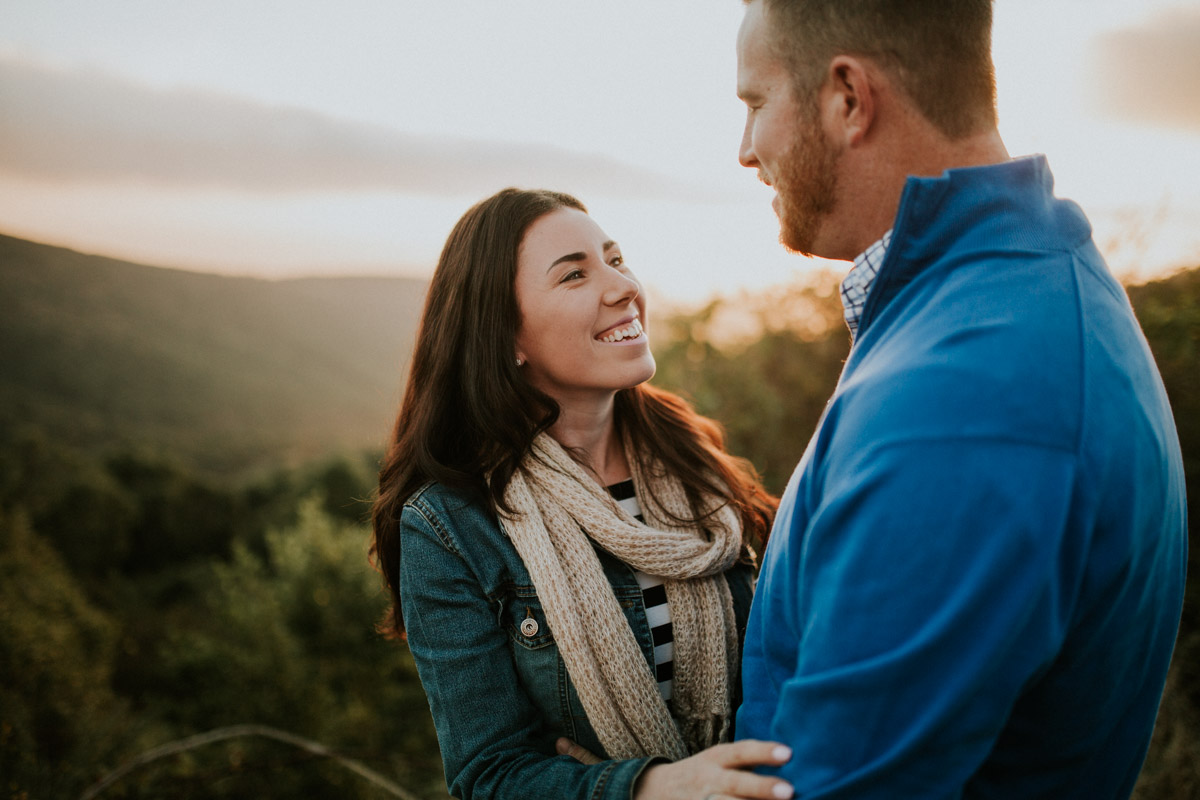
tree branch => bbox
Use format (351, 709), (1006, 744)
(79, 724), (426, 800)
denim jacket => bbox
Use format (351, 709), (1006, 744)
(398, 481), (756, 800)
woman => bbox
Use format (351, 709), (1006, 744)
(372, 188), (794, 800)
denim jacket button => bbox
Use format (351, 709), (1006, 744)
(520, 617), (539, 637)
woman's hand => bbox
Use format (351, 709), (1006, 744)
(556, 738), (604, 765)
(556, 737), (794, 799)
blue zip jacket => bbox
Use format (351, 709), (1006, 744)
(736, 156), (1188, 798)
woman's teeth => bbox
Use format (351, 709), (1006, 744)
(599, 318), (644, 343)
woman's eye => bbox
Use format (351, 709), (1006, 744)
(610, 255), (625, 268)
(561, 269), (584, 282)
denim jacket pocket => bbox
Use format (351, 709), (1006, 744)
(496, 587), (573, 734)
(496, 585), (606, 755)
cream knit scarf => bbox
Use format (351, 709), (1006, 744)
(495, 432), (742, 761)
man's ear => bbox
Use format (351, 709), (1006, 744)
(822, 55), (877, 147)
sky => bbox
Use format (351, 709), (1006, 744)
(1, 1), (1199, 304)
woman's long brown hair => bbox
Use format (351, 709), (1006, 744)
(371, 188), (776, 637)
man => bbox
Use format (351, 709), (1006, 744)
(733, 1), (1188, 798)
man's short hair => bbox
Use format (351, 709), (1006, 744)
(751, 0), (997, 139)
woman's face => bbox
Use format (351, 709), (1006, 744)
(514, 207), (655, 405)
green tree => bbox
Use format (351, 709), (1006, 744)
(0, 510), (131, 798)
(129, 499), (440, 798)
(652, 273), (848, 493)
(0, 426), (138, 577)
(107, 452), (242, 573)
(1128, 267), (1200, 800)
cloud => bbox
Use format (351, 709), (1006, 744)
(0, 55), (712, 200)
(1087, 6), (1200, 133)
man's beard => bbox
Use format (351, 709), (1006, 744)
(774, 117), (841, 257)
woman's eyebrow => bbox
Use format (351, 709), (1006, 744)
(548, 242), (617, 271)
(548, 251), (586, 271)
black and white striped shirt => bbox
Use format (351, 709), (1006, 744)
(608, 479), (674, 701)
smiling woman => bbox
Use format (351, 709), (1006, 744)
(370, 187), (792, 800)
(514, 207), (656, 409)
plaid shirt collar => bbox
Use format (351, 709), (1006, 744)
(840, 229), (893, 340)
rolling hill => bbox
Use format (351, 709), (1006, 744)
(0, 233), (428, 478)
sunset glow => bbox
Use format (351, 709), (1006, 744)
(1, 0), (1197, 302)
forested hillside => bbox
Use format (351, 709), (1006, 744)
(0, 235), (1195, 798)
(0, 233), (427, 477)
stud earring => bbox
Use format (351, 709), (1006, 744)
(515, 356), (524, 367)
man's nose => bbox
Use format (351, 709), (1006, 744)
(739, 114), (759, 169)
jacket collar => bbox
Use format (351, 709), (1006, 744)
(857, 155), (1093, 337)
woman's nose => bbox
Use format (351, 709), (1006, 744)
(603, 269), (640, 306)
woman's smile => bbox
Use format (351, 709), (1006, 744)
(596, 317), (645, 344)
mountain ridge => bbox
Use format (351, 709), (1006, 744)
(0, 232), (428, 478)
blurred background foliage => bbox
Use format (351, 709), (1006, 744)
(0, 239), (1196, 798)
